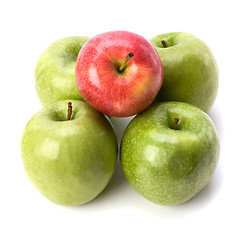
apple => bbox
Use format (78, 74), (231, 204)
(150, 32), (219, 112)
(21, 100), (117, 206)
(75, 30), (163, 117)
(35, 36), (89, 107)
(120, 101), (220, 205)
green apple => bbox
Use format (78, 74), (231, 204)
(150, 32), (219, 112)
(120, 102), (220, 205)
(35, 36), (89, 107)
(21, 100), (117, 206)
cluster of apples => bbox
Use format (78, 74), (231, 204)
(21, 31), (220, 206)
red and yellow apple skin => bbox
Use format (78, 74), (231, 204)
(75, 31), (163, 117)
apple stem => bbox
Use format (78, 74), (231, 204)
(67, 102), (72, 120)
(161, 40), (167, 48)
(119, 52), (134, 72)
(172, 116), (180, 130)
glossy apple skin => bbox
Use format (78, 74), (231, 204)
(150, 32), (219, 112)
(35, 36), (89, 107)
(76, 31), (163, 117)
(120, 102), (220, 205)
(21, 100), (117, 206)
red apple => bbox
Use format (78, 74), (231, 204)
(75, 30), (163, 117)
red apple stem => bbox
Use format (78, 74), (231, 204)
(67, 102), (72, 120)
(119, 52), (134, 72)
(172, 116), (180, 130)
(161, 40), (167, 48)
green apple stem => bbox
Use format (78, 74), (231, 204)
(172, 116), (180, 130)
(161, 40), (167, 48)
(119, 52), (134, 72)
(67, 102), (72, 120)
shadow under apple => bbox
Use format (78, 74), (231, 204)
(208, 103), (224, 141)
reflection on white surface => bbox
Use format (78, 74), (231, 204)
(110, 116), (134, 145)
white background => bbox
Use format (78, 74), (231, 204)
(1, 0), (245, 239)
